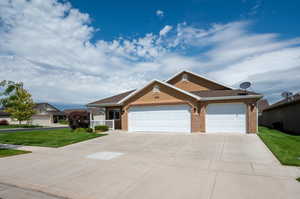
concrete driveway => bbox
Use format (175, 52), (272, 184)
(0, 132), (299, 199)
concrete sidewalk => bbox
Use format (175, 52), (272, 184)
(0, 183), (64, 199)
(0, 133), (299, 199)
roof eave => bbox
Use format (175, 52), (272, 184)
(200, 95), (263, 101)
(117, 79), (201, 105)
(165, 70), (235, 90)
(86, 103), (120, 107)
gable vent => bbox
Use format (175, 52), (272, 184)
(182, 73), (188, 81)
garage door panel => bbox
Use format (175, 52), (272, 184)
(206, 103), (246, 133)
(128, 105), (191, 133)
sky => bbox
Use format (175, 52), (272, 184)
(0, 0), (300, 108)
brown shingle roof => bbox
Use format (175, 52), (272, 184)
(264, 93), (300, 111)
(190, 89), (261, 98)
(87, 90), (135, 106)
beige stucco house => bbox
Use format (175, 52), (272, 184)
(87, 70), (262, 134)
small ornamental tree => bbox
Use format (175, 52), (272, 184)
(0, 80), (36, 124)
(68, 111), (90, 130)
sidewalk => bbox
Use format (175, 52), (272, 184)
(0, 183), (64, 199)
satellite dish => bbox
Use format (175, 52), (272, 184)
(240, 82), (251, 90)
(281, 91), (293, 98)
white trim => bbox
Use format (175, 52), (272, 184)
(117, 79), (201, 104)
(256, 102), (258, 133)
(201, 95), (263, 101)
(165, 70), (235, 90)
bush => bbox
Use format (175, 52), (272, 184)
(58, 120), (68, 125)
(18, 124), (41, 128)
(86, 128), (94, 133)
(73, 128), (87, 133)
(94, 125), (109, 132)
(0, 120), (9, 125)
(68, 111), (90, 130)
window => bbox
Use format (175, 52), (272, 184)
(153, 85), (160, 93)
(108, 109), (120, 120)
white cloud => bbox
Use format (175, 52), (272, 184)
(0, 0), (300, 105)
(156, 10), (164, 17)
(159, 25), (173, 36)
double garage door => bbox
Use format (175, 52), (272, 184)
(128, 103), (246, 133)
(128, 105), (191, 133)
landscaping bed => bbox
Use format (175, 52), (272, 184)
(258, 126), (300, 166)
(0, 148), (31, 158)
(0, 128), (107, 148)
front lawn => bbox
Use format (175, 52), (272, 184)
(0, 148), (31, 158)
(0, 124), (42, 129)
(0, 128), (107, 148)
(258, 126), (300, 166)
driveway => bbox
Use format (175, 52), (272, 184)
(0, 132), (299, 199)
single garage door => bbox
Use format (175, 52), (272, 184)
(206, 103), (246, 133)
(128, 105), (191, 133)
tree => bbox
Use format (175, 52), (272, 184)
(0, 80), (36, 124)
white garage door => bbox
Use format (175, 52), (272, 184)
(31, 115), (51, 126)
(128, 105), (191, 133)
(206, 103), (246, 133)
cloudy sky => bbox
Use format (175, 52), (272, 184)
(0, 0), (299, 107)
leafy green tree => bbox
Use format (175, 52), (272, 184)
(0, 80), (36, 124)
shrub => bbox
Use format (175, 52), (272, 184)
(94, 125), (109, 132)
(68, 111), (90, 130)
(73, 128), (87, 133)
(86, 128), (94, 133)
(0, 120), (9, 125)
(18, 124), (41, 128)
(58, 120), (68, 125)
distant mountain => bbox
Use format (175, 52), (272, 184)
(51, 103), (86, 111)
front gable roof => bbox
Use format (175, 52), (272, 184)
(166, 70), (234, 90)
(118, 79), (201, 105)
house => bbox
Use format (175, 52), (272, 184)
(32, 103), (66, 125)
(87, 70), (263, 133)
(257, 99), (269, 116)
(64, 108), (105, 120)
(0, 109), (10, 121)
(0, 103), (66, 126)
(259, 93), (300, 134)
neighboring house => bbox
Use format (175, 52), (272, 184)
(87, 70), (262, 134)
(259, 93), (300, 134)
(0, 103), (66, 126)
(257, 99), (269, 116)
(32, 103), (66, 125)
(0, 109), (11, 122)
(64, 108), (105, 120)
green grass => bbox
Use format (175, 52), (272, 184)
(258, 126), (300, 166)
(0, 148), (31, 158)
(0, 128), (107, 148)
(297, 177), (300, 182)
(0, 124), (42, 129)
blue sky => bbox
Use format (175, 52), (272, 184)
(69, 0), (300, 41)
(0, 0), (300, 108)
